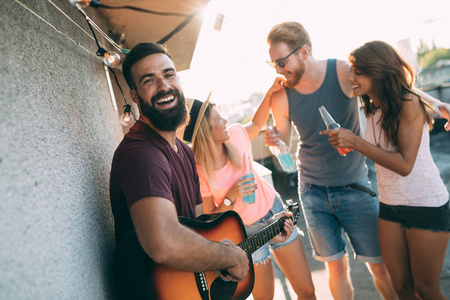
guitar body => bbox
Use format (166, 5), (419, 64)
(150, 211), (255, 300)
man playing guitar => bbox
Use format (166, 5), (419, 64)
(109, 43), (294, 299)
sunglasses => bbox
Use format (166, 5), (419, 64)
(267, 47), (301, 68)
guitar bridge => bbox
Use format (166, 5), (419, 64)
(195, 272), (209, 300)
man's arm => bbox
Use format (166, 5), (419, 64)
(413, 87), (450, 131)
(130, 196), (249, 281)
(266, 88), (292, 147)
(244, 76), (287, 140)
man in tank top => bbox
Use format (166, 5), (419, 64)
(264, 22), (450, 299)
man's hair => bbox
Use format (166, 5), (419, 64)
(267, 22), (312, 54)
(122, 43), (172, 90)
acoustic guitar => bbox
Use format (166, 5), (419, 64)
(148, 200), (300, 300)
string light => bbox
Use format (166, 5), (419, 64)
(15, 0), (135, 126)
(73, 4), (123, 68)
(16, 0), (221, 128)
(119, 105), (133, 126)
(103, 51), (121, 68)
(108, 67), (137, 126)
(69, 0), (100, 9)
(67, 1), (200, 125)
(71, 2), (134, 125)
(213, 13), (225, 31)
(97, 47), (121, 68)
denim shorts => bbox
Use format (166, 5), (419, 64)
(379, 201), (450, 232)
(299, 177), (383, 263)
(251, 195), (301, 264)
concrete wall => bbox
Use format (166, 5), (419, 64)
(0, 1), (126, 298)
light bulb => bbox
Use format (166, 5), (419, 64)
(120, 105), (133, 126)
(103, 51), (121, 68)
(120, 113), (133, 126)
(213, 13), (225, 31)
(69, 0), (91, 8)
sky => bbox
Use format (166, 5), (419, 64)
(179, 0), (450, 105)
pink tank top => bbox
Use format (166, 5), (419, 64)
(197, 124), (275, 225)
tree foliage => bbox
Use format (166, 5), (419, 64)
(417, 40), (450, 68)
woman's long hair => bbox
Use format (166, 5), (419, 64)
(349, 40), (433, 146)
(192, 103), (241, 185)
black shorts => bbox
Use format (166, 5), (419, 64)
(379, 201), (450, 232)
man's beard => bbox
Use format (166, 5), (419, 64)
(138, 89), (189, 132)
(286, 61), (306, 88)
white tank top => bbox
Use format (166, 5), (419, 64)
(366, 110), (448, 207)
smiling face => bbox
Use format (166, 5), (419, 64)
(208, 106), (229, 144)
(348, 66), (376, 101)
(130, 53), (188, 131)
(269, 42), (305, 88)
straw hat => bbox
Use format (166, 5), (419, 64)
(177, 91), (212, 144)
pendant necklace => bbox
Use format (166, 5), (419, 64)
(371, 114), (382, 148)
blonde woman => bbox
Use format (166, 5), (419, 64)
(180, 88), (316, 300)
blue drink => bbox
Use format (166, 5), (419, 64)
(241, 173), (255, 204)
(277, 153), (296, 172)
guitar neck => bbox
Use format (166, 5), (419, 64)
(237, 216), (287, 255)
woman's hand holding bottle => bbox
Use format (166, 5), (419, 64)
(226, 176), (257, 203)
(319, 127), (358, 151)
(318, 106), (354, 156)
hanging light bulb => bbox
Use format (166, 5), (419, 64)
(69, 0), (100, 8)
(96, 47), (121, 68)
(120, 105), (133, 126)
(102, 51), (121, 68)
(69, 0), (91, 8)
(213, 13), (225, 31)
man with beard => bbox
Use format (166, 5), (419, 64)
(109, 43), (250, 298)
(263, 22), (450, 300)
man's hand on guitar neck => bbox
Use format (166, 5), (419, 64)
(245, 211), (294, 243)
(270, 211), (294, 243)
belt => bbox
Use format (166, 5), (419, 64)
(345, 183), (377, 198)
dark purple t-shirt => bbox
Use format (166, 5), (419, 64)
(110, 121), (202, 241)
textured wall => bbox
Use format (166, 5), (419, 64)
(0, 1), (125, 299)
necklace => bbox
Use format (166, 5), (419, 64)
(139, 118), (178, 152)
(371, 114), (382, 148)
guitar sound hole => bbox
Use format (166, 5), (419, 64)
(210, 278), (237, 300)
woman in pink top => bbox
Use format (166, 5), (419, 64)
(180, 88), (316, 300)
(322, 41), (450, 300)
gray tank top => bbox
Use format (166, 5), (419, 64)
(287, 59), (367, 186)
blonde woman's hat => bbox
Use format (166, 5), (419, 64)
(177, 91), (212, 144)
